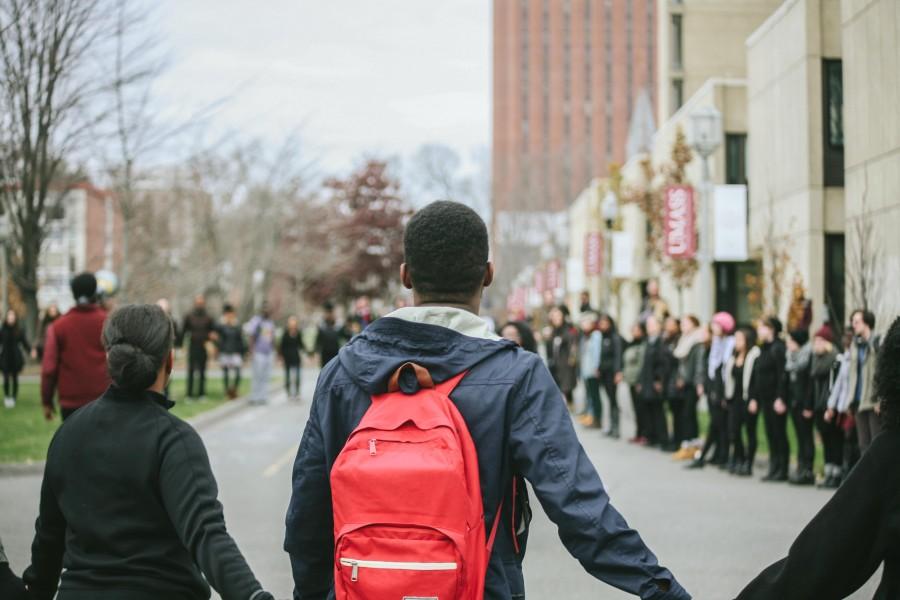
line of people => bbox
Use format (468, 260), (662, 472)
(501, 299), (883, 489)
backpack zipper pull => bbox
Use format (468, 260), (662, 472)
(369, 439), (377, 456)
(350, 560), (359, 581)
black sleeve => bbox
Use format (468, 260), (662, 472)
(159, 421), (264, 600)
(613, 334), (624, 374)
(22, 438), (66, 600)
(178, 316), (190, 348)
(19, 331), (31, 353)
(775, 345), (787, 401)
(735, 434), (898, 600)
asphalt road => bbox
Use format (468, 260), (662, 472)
(0, 370), (880, 599)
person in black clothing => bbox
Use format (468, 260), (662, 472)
(661, 317), (682, 451)
(624, 322), (648, 444)
(545, 305), (579, 409)
(280, 316), (304, 401)
(1, 310), (30, 409)
(499, 320), (538, 353)
(597, 314), (624, 438)
(785, 329), (815, 485)
(638, 316), (668, 448)
(754, 316), (789, 482)
(688, 312), (735, 470)
(673, 315), (706, 449)
(215, 304), (246, 400)
(315, 302), (346, 368)
(811, 326), (841, 488)
(23, 304), (273, 600)
(725, 327), (761, 476)
(735, 316), (900, 600)
(0, 535), (27, 600)
(179, 295), (215, 400)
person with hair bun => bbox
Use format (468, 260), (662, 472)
(736, 316), (900, 599)
(23, 304), (274, 600)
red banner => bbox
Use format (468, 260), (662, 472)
(584, 232), (603, 276)
(534, 269), (546, 293)
(664, 185), (696, 259)
(546, 259), (561, 290)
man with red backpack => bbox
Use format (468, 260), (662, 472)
(284, 201), (690, 600)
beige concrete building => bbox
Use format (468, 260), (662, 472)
(842, 0), (900, 329)
(746, 0), (846, 328)
(657, 0), (782, 123)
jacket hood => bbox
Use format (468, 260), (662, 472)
(338, 315), (516, 395)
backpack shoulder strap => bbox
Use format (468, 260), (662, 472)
(435, 371), (467, 396)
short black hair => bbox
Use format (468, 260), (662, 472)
(71, 272), (97, 303)
(875, 317), (900, 429)
(852, 308), (876, 329)
(404, 201), (488, 301)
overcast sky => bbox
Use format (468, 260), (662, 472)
(152, 1), (491, 173)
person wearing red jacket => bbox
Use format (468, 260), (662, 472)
(41, 272), (110, 421)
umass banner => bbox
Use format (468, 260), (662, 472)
(664, 185), (696, 259)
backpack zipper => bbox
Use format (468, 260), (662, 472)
(369, 439), (377, 455)
(340, 557), (458, 582)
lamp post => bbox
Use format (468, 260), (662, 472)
(601, 189), (618, 312)
(689, 105), (723, 320)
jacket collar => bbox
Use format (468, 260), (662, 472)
(385, 306), (500, 341)
(104, 385), (175, 410)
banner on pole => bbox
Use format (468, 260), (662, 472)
(664, 185), (696, 259)
(546, 259), (561, 290)
(584, 232), (603, 276)
(610, 232), (635, 278)
(713, 184), (748, 261)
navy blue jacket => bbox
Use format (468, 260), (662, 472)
(284, 316), (690, 600)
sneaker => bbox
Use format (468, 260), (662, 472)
(577, 414), (594, 426)
(3, 397), (14, 409)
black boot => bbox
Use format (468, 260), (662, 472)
(790, 468), (815, 486)
(686, 457), (705, 470)
(737, 461), (753, 477)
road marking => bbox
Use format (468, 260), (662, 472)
(263, 445), (299, 478)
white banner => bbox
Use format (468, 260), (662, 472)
(713, 185), (748, 261)
(567, 257), (584, 292)
(611, 232), (634, 278)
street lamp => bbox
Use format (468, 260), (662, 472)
(689, 105), (723, 320)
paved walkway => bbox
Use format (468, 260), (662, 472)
(0, 370), (880, 599)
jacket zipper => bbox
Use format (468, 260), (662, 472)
(340, 557), (458, 582)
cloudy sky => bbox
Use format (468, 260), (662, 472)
(152, 0), (491, 173)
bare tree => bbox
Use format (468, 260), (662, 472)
(846, 166), (880, 314)
(0, 0), (112, 333)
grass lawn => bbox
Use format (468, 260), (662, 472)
(0, 376), (251, 465)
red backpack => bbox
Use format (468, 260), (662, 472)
(330, 362), (501, 599)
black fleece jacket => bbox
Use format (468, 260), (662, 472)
(23, 386), (270, 600)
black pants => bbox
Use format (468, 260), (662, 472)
(701, 394), (729, 463)
(681, 386), (699, 441)
(729, 401), (759, 465)
(667, 396), (684, 446)
(816, 410), (844, 466)
(762, 399), (790, 473)
(792, 406), (815, 472)
(630, 386), (645, 438)
(645, 399), (668, 446)
(584, 377), (601, 423)
(187, 350), (207, 398)
(223, 366), (241, 391)
(285, 363), (301, 397)
(3, 370), (18, 399)
(600, 374), (618, 433)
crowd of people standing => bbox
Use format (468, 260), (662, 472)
(501, 279), (883, 489)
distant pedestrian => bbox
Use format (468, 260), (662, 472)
(735, 316), (900, 600)
(785, 329), (815, 485)
(672, 315), (705, 452)
(23, 305), (274, 600)
(32, 304), (60, 361)
(810, 326), (841, 488)
(579, 289), (594, 314)
(826, 329), (860, 480)
(216, 304), (246, 399)
(689, 312), (735, 469)
(638, 278), (670, 324)
(545, 305), (578, 409)
(624, 322), (648, 444)
(597, 314), (624, 438)
(755, 317), (789, 482)
(280, 316), (304, 401)
(848, 308), (881, 452)
(499, 320), (538, 353)
(725, 326), (760, 477)
(315, 302), (346, 367)
(179, 295), (215, 400)
(577, 312), (602, 428)
(662, 316), (682, 451)
(41, 273), (110, 421)
(0, 535), (27, 600)
(246, 306), (276, 405)
(1, 310), (30, 409)
(638, 315), (669, 448)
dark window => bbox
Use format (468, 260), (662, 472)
(671, 14), (683, 70)
(715, 261), (762, 328)
(825, 233), (845, 329)
(822, 59), (844, 186)
(671, 78), (683, 114)
(725, 133), (747, 185)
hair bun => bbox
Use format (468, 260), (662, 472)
(107, 341), (159, 392)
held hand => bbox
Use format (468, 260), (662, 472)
(875, 403), (882, 415)
(748, 400), (759, 415)
(696, 384), (705, 398)
(614, 372), (624, 385)
(774, 398), (787, 415)
(635, 384), (642, 394)
(30, 348), (38, 360)
(653, 382), (663, 394)
(802, 409), (814, 420)
(42, 405), (55, 421)
(824, 408), (834, 423)
(676, 378), (685, 390)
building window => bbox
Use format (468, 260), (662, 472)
(824, 233), (845, 329)
(822, 59), (844, 187)
(671, 78), (684, 114)
(725, 133), (747, 185)
(715, 261), (762, 327)
(671, 14), (683, 70)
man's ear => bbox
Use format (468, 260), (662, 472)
(400, 263), (414, 290)
(483, 262), (494, 289)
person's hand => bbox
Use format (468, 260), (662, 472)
(875, 403), (882, 415)
(30, 348), (38, 360)
(614, 372), (624, 385)
(774, 398), (787, 415)
(748, 399), (759, 415)
(696, 384), (705, 398)
(635, 384), (642, 394)
(653, 382), (663, 394)
(43, 405), (55, 421)
(824, 408), (834, 423)
(676, 378), (685, 390)
(802, 409), (814, 420)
